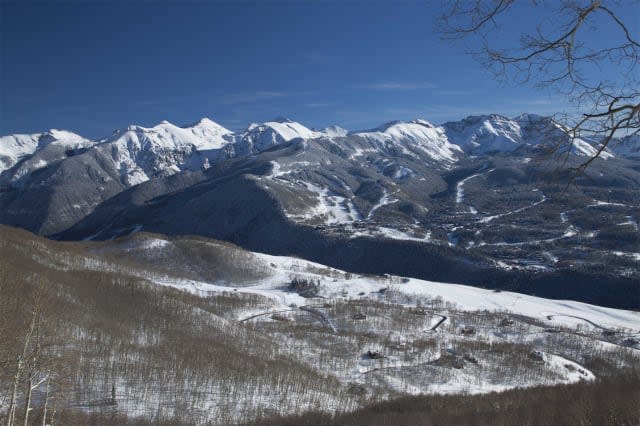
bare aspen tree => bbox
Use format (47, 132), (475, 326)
(22, 315), (42, 426)
(41, 375), (50, 426)
(22, 374), (49, 426)
(6, 304), (39, 426)
(48, 394), (59, 426)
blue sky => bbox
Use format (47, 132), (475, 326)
(0, 0), (635, 138)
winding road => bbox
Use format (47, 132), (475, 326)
(240, 304), (338, 333)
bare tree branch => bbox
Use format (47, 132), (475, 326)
(438, 0), (640, 172)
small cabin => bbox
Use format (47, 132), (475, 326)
(366, 350), (384, 359)
(270, 313), (290, 322)
(529, 350), (545, 362)
(499, 318), (515, 327)
(460, 326), (476, 335)
(463, 353), (478, 364)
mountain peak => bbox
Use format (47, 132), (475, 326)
(271, 116), (294, 124)
(189, 117), (221, 127)
(322, 125), (349, 137)
(185, 117), (231, 133)
(363, 120), (405, 133)
(410, 119), (435, 128)
(0, 129), (92, 174)
(443, 113), (539, 154)
(39, 129), (86, 143)
(363, 119), (435, 134)
(196, 117), (216, 125)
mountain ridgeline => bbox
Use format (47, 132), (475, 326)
(1, 114), (638, 309)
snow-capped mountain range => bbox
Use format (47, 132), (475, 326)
(1, 113), (630, 185)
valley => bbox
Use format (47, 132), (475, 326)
(3, 115), (637, 308)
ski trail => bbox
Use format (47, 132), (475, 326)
(456, 173), (481, 204)
(479, 194), (547, 223)
(367, 189), (396, 220)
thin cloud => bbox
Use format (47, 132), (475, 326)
(220, 91), (286, 105)
(366, 82), (436, 90)
(132, 96), (196, 107)
(525, 98), (562, 106)
(435, 90), (472, 96)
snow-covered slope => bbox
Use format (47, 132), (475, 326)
(150, 245), (640, 332)
(97, 117), (325, 185)
(443, 114), (522, 154)
(94, 119), (235, 185)
(321, 125), (349, 138)
(0, 129), (92, 174)
(443, 113), (611, 158)
(0, 116), (345, 191)
(0, 118), (238, 186)
(353, 119), (464, 163)
(106, 118), (234, 152)
(182, 117), (234, 149)
(238, 117), (320, 153)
